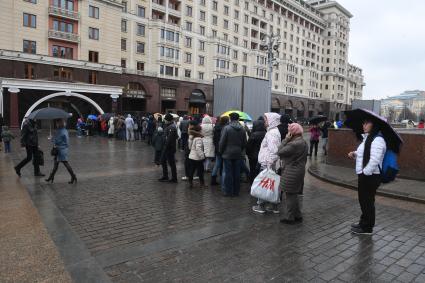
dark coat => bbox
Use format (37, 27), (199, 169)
(20, 120), (38, 147)
(152, 131), (165, 151)
(278, 136), (308, 193)
(246, 120), (266, 161)
(213, 123), (224, 152)
(219, 121), (247, 160)
(179, 119), (190, 134)
(163, 122), (178, 154)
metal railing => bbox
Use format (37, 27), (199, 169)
(48, 6), (80, 20)
(48, 30), (80, 43)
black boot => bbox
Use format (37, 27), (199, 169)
(45, 175), (55, 183)
(63, 162), (77, 184)
(210, 176), (218, 186)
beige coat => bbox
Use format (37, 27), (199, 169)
(278, 136), (308, 194)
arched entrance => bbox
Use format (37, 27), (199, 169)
(284, 100), (294, 117)
(122, 82), (147, 114)
(271, 98), (281, 113)
(188, 89), (206, 115)
(22, 91), (105, 128)
(296, 101), (305, 119)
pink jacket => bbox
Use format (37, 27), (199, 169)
(258, 113), (281, 168)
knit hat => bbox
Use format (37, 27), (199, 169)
(288, 123), (303, 136)
(164, 113), (173, 122)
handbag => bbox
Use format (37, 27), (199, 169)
(33, 149), (44, 166)
(51, 147), (59, 157)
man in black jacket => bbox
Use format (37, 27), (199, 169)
(15, 118), (44, 177)
(277, 114), (292, 141)
(219, 113), (247, 196)
(159, 114), (178, 183)
(246, 119), (266, 183)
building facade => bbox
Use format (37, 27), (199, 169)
(381, 90), (425, 123)
(0, 0), (363, 127)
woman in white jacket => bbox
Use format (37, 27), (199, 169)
(252, 112), (281, 214)
(348, 119), (386, 235)
(201, 116), (215, 171)
(188, 125), (205, 188)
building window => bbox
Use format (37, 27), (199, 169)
(24, 63), (35, 79)
(199, 40), (205, 51)
(52, 0), (74, 10)
(161, 87), (177, 98)
(242, 65), (247, 75)
(89, 27), (99, 40)
(24, 0), (37, 3)
(137, 6), (145, 17)
(23, 13), (36, 28)
(186, 5), (192, 17)
(224, 6), (229, 15)
(185, 52), (192, 63)
(223, 20), (229, 29)
(199, 25), (205, 35)
(52, 19), (73, 33)
(198, 56), (205, 65)
(88, 51), (99, 62)
(89, 5), (99, 19)
(137, 61), (144, 71)
(23, 40), (36, 54)
(185, 36), (192, 48)
(185, 21), (192, 32)
(122, 1), (127, 12)
(198, 72), (204, 80)
(121, 59), (126, 68)
(89, 71), (98, 84)
(52, 45), (73, 59)
(212, 15), (217, 25)
(121, 38), (127, 51)
(200, 11), (205, 21)
(53, 67), (73, 81)
(137, 24), (145, 36)
(185, 69), (191, 78)
(212, 1), (218, 10)
(136, 42), (145, 53)
(232, 63), (238, 73)
(121, 19), (127, 32)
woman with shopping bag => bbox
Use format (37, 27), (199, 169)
(278, 123), (308, 224)
(252, 113), (282, 214)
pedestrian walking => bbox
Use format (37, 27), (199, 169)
(246, 119), (266, 184)
(201, 116), (215, 172)
(1, 126), (15, 153)
(188, 124), (205, 188)
(147, 115), (155, 145)
(219, 112), (247, 197)
(348, 119), (386, 234)
(15, 118), (45, 177)
(278, 123), (308, 224)
(125, 114), (135, 141)
(158, 113), (178, 183)
(309, 124), (320, 157)
(252, 112), (281, 214)
(141, 117), (148, 140)
(45, 119), (77, 184)
(108, 117), (115, 138)
(134, 117), (140, 140)
(211, 116), (228, 185)
(152, 127), (165, 165)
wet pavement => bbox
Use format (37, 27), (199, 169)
(7, 132), (425, 282)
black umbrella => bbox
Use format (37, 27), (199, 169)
(28, 107), (72, 120)
(309, 115), (327, 125)
(344, 108), (403, 153)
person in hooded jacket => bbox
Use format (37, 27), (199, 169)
(252, 113), (282, 214)
(188, 124), (205, 188)
(158, 114), (178, 183)
(246, 119), (266, 184)
(211, 116), (229, 185)
(219, 112), (247, 197)
(278, 123), (308, 224)
(201, 116), (215, 172)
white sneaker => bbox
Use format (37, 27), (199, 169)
(194, 176), (199, 180)
(181, 176), (188, 181)
(252, 205), (266, 214)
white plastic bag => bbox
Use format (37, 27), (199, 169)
(250, 168), (281, 203)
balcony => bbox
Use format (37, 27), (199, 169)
(48, 30), (80, 43)
(152, 2), (166, 13)
(168, 7), (181, 18)
(48, 6), (79, 20)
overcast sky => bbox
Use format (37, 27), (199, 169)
(336, 0), (425, 99)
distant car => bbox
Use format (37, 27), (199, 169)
(401, 119), (417, 128)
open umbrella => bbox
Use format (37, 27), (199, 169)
(101, 113), (114, 120)
(87, 114), (98, 120)
(344, 108), (403, 153)
(309, 115), (327, 125)
(221, 110), (253, 121)
(28, 107), (72, 120)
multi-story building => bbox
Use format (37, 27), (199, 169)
(381, 90), (425, 122)
(0, 0), (363, 128)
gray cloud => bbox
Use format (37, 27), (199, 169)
(338, 0), (425, 99)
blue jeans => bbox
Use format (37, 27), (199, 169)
(4, 141), (11, 153)
(211, 155), (223, 177)
(223, 159), (241, 196)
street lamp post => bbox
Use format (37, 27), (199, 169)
(260, 33), (281, 113)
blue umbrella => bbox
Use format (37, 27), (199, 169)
(88, 114), (98, 120)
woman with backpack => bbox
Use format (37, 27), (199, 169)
(348, 119), (386, 235)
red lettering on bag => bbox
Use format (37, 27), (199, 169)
(259, 178), (275, 191)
